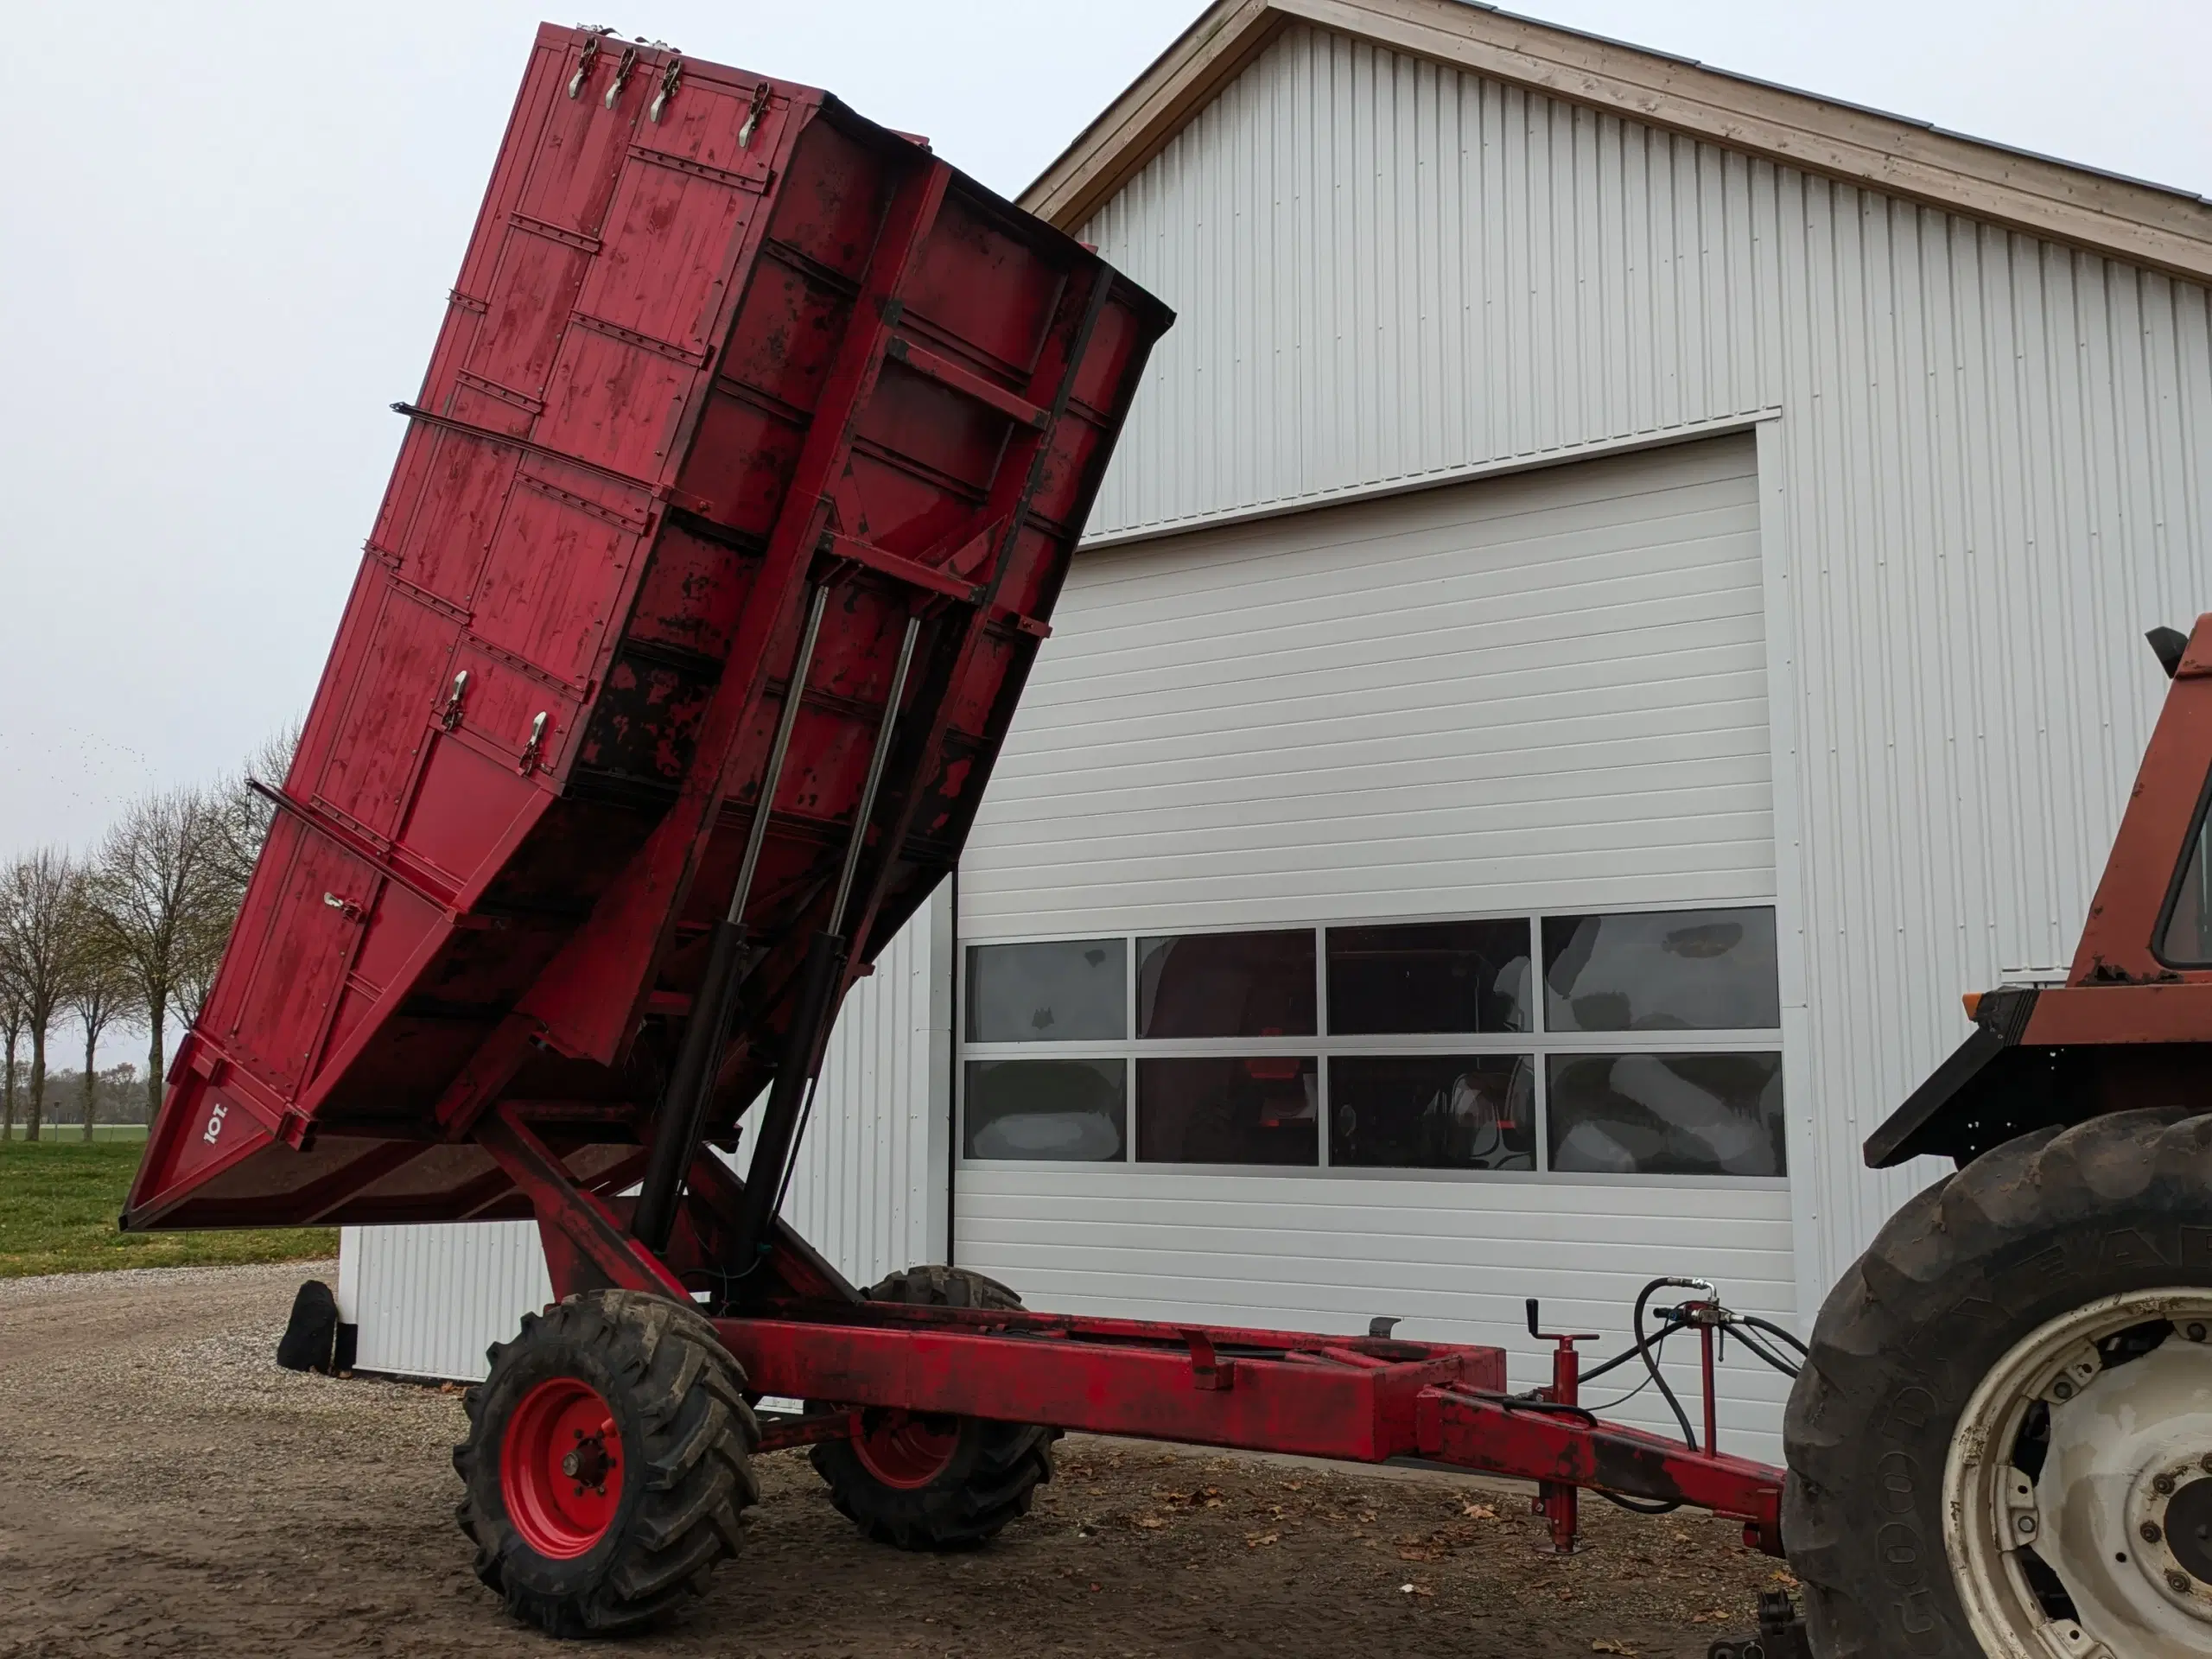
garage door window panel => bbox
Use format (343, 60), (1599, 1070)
(1137, 1056), (1319, 1166)
(1327, 919), (1532, 1034)
(967, 938), (1127, 1042)
(1541, 909), (1779, 1033)
(963, 1058), (1128, 1161)
(1137, 931), (1315, 1038)
(1546, 1052), (1785, 1177)
(1331, 1054), (1535, 1170)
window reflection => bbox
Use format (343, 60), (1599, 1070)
(964, 1059), (1126, 1160)
(2163, 807), (2212, 964)
(1546, 1052), (1785, 1176)
(1331, 1055), (1535, 1170)
(966, 938), (1126, 1042)
(1136, 931), (1316, 1038)
(1137, 1057), (1319, 1165)
(1327, 919), (1531, 1034)
(1542, 909), (1779, 1032)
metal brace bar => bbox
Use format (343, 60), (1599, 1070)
(887, 336), (1050, 429)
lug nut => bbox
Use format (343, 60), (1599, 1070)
(2171, 1570), (2195, 1594)
(2017, 1516), (2036, 1535)
(2053, 1379), (2075, 1400)
(2145, 1522), (2165, 1544)
(2190, 1323), (2208, 1343)
(2158, 1474), (2179, 1496)
(561, 1450), (581, 1478)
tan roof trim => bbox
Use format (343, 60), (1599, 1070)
(1023, 0), (1288, 232)
(1021, 0), (2212, 286)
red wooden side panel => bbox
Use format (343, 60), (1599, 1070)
(126, 27), (1170, 1230)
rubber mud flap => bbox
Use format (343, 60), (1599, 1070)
(276, 1279), (340, 1373)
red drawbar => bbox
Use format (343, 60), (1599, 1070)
(502, 1376), (624, 1560)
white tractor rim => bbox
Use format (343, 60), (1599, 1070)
(1945, 1287), (2212, 1659)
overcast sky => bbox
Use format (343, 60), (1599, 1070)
(3, 0), (2209, 1062)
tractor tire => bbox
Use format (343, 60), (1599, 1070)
(810, 1265), (1058, 1550)
(1784, 1108), (2212, 1658)
(454, 1289), (760, 1637)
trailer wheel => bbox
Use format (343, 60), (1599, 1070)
(454, 1289), (760, 1637)
(1784, 1108), (2212, 1658)
(810, 1266), (1058, 1550)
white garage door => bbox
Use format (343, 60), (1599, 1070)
(955, 435), (1800, 1459)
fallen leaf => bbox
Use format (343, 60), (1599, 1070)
(1398, 1582), (1433, 1599)
(1592, 1642), (1638, 1656)
(1461, 1502), (1497, 1520)
(1245, 1531), (1280, 1548)
(1397, 1547), (1439, 1562)
(1135, 1516), (1166, 1530)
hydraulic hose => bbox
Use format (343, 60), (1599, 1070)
(1633, 1277), (1702, 1452)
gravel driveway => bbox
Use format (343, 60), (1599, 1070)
(0, 1264), (1786, 1657)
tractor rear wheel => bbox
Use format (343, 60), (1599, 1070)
(810, 1265), (1058, 1550)
(454, 1289), (760, 1637)
(1784, 1108), (2212, 1658)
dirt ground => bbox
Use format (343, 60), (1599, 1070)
(0, 1264), (1789, 1658)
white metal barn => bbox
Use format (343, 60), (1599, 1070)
(341, 0), (2212, 1463)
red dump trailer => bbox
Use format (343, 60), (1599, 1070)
(129, 24), (1799, 1643)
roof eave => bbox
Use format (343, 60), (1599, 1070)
(1020, 0), (2212, 288)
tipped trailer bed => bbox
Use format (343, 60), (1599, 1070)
(129, 22), (1795, 1642)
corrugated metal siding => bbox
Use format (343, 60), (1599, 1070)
(336, 893), (950, 1379)
(779, 885), (952, 1287)
(959, 435), (1795, 1454)
(340, 1219), (551, 1381)
(957, 1172), (1794, 1465)
(1083, 26), (1773, 542)
(963, 436), (1769, 932)
(1077, 22), (2212, 1304)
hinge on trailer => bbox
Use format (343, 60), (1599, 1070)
(648, 56), (681, 124)
(738, 80), (770, 148)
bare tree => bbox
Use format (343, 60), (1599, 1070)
(63, 877), (143, 1142)
(174, 723), (302, 1034)
(0, 850), (80, 1141)
(0, 966), (22, 1142)
(85, 791), (226, 1121)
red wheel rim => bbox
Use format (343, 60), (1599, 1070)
(501, 1376), (623, 1559)
(850, 1408), (961, 1489)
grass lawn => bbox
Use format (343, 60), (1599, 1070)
(0, 1141), (337, 1278)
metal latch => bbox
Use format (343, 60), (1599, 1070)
(439, 669), (469, 732)
(1184, 1330), (1234, 1391)
(649, 56), (682, 124)
(603, 45), (637, 110)
(518, 711), (549, 776)
(739, 81), (770, 148)
(566, 34), (601, 99)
